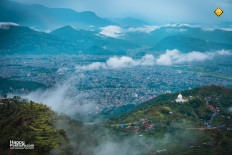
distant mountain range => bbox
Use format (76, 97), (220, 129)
(122, 26), (232, 52)
(0, 0), (113, 30)
(0, 0), (148, 30)
(50, 25), (137, 54)
(153, 35), (232, 52)
(1, 1), (232, 56)
(0, 25), (80, 54)
(0, 1), (231, 55)
(1, 24), (232, 55)
(0, 24), (137, 55)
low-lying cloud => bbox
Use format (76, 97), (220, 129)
(99, 24), (232, 38)
(17, 77), (98, 119)
(156, 49), (231, 66)
(99, 25), (123, 38)
(99, 25), (160, 38)
(127, 25), (160, 33)
(76, 50), (232, 70)
(76, 54), (155, 70)
(69, 120), (199, 155)
(220, 28), (232, 31)
(0, 22), (19, 29)
(156, 50), (212, 66)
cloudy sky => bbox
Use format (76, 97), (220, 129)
(11, 0), (232, 23)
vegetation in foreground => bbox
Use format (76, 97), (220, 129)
(107, 86), (232, 155)
(0, 85), (232, 155)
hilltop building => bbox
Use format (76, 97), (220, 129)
(175, 93), (187, 103)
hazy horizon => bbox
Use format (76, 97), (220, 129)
(8, 0), (232, 24)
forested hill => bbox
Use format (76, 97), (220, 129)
(106, 85), (232, 155)
(117, 85), (232, 118)
(1, 86), (232, 155)
(0, 97), (83, 155)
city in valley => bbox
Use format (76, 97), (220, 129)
(0, 54), (231, 112)
(0, 0), (232, 155)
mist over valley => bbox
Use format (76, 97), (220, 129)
(0, 0), (232, 155)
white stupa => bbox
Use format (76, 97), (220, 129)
(175, 93), (186, 103)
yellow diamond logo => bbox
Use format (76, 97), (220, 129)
(214, 8), (223, 17)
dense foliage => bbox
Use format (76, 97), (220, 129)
(107, 85), (232, 155)
(0, 98), (82, 155)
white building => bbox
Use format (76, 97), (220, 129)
(175, 93), (187, 103)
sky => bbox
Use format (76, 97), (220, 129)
(10, 0), (232, 23)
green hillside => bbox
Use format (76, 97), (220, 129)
(107, 85), (232, 127)
(1, 86), (232, 155)
(107, 86), (232, 155)
(0, 97), (83, 155)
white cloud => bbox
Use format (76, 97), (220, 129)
(17, 77), (98, 117)
(220, 28), (232, 31)
(107, 54), (155, 68)
(100, 25), (123, 38)
(0, 22), (19, 29)
(164, 24), (178, 27)
(202, 27), (232, 32)
(98, 24), (232, 36)
(217, 50), (232, 55)
(99, 25), (159, 37)
(156, 49), (231, 66)
(76, 54), (155, 70)
(106, 56), (137, 68)
(156, 50), (212, 65)
(163, 23), (199, 28)
(127, 26), (160, 33)
(177, 24), (191, 27)
(76, 50), (232, 70)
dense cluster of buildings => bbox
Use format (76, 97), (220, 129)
(0, 55), (232, 107)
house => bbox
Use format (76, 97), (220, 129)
(227, 128), (232, 131)
(208, 105), (214, 111)
(156, 149), (167, 153)
(1, 95), (8, 103)
(202, 142), (213, 146)
(226, 125), (232, 131)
